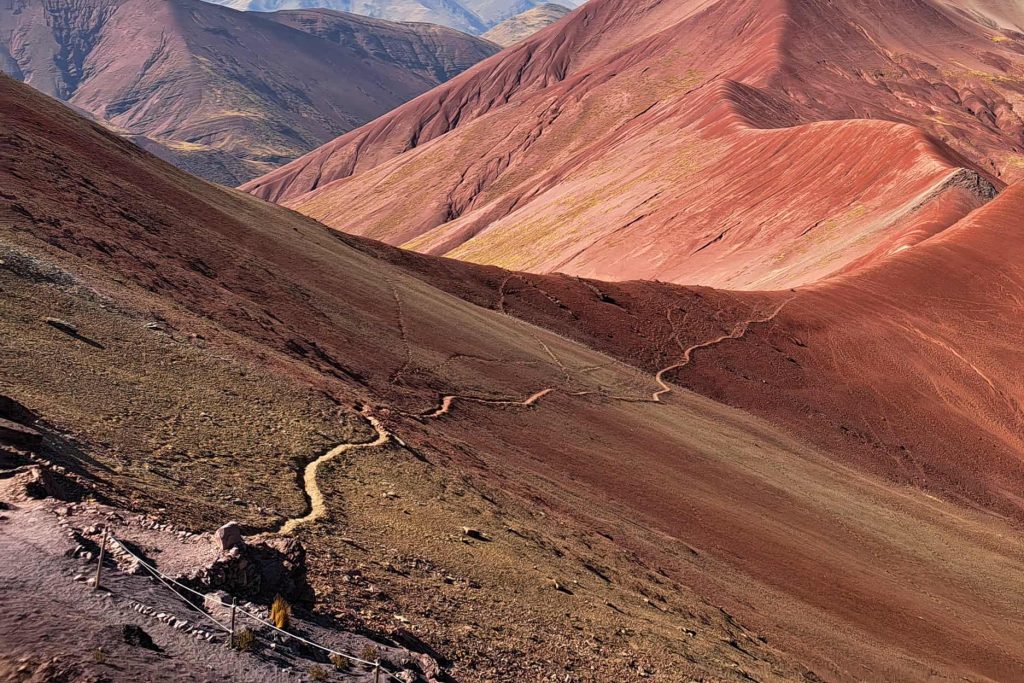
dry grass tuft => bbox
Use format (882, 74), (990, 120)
(330, 653), (351, 670)
(233, 626), (256, 652)
(359, 644), (379, 664)
(271, 595), (291, 630)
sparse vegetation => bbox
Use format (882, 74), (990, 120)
(233, 626), (256, 652)
(308, 665), (329, 681)
(330, 653), (352, 671)
(91, 649), (108, 664)
(271, 595), (291, 630)
(359, 644), (379, 664)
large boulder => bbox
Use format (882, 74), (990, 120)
(190, 536), (314, 606)
(214, 521), (244, 551)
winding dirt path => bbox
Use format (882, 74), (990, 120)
(279, 301), (790, 534)
(421, 388), (554, 418)
(412, 299), (792, 418)
(278, 413), (391, 535)
(646, 299), (791, 402)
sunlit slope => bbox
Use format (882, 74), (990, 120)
(245, 0), (1023, 288)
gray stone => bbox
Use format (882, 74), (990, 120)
(214, 522), (244, 551)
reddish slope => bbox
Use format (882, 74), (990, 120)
(0, 0), (496, 184)
(5, 74), (1024, 681)
(245, 0), (1024, 287)
(349, 178), (1024, 521)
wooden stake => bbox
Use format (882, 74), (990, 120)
(230, 597), (237, 648)
(374, 661), (381, 683)
(94, 530), (107, 590)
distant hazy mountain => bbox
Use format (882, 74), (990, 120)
(204, 0), (581, 34)
(266, 9), (498, 82)
(481, 3), (569, 45)
(0, 0), (498, 184)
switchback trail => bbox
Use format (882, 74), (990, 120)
(281, 301), (789, 533)
(409, 299), (792, 418)
(420, 389), (554, 418)
(278, 413), (391, 535)
(645, 298), (792, 403)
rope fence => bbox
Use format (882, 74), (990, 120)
(98, 532), (405, 681)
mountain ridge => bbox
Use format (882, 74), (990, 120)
(243, 0), (1023, 286)
(0, 0), (498, 183)
(481, 2), (570, 45)
(202, 0), (582, 34)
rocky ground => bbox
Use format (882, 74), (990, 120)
(0, 447), (444, 683)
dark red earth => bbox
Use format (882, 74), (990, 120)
(5, 70), (1024, 680)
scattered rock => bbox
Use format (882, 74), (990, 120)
(7, 465), (66, 500)
(214, 521), (244, 551)
(203, 590), (234, 621)
(43, 317), (78, 335)
(461, 527), (489, 541)
(190, 536), (314, 606)
(417, 653), (442, 680)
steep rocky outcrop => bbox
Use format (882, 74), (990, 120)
(190, 535), (315, 606)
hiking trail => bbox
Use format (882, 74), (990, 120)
(278, 412), (391, 535)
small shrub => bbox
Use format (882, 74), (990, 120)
(271, 595), (291, 630)
(233, 626), (256, 652)
(359, 644), (379, 664)
(308, 665), (329, 681)
(330, 653), (351, 671)
(91, 649), (107, 664)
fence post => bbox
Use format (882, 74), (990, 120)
(374, 661), (381, 682)
(94, 530), (107, 590)
(229, 597), (237, 648)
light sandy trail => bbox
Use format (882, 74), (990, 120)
(648, 299), (792, 402)
(282, 301), (789, 532)
(411, 300), (791, 418)
(278, 414), (390, 535)
(597, 298), (793, 404)
(421, 388), (554, 418)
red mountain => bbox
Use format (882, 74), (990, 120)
(0, 0), (497, 184)
(5, 67), (1024, 680)
(245, 0), (1024, 288)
